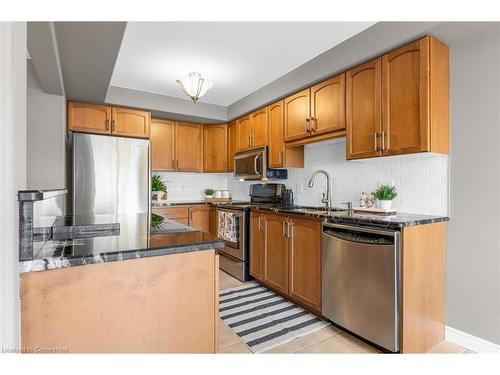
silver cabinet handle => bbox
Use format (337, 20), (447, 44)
(105, 119), (109, 131)
(279, 150), (284, 165)
(111, 120), (116, 132)
(287, 222), (291, 238)
(374, 132), (379, 151)
(381, 131), (386, 151)
(311, 117), (317, 132)
(282, 221), (287, 237)
(305, 118), (311, 134)
(258, 216), (261, 230)
(248, 135), (251, 147)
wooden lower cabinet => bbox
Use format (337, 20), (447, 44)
(249, 212), (264, 281)
(288, 217), (322, 313)
(263, 214), (289, 295)
(250, 212), (322, 313)
(189, 206), (210, 233)
(21, 251), (219, 353)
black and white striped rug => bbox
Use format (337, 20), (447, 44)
(219, 281), (330, 353)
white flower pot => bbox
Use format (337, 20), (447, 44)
(152, 191), (168, 204)
(377, 199), (393, 210)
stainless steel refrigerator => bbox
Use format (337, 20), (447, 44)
(72, 133), (150, 216)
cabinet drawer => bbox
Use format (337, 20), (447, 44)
(153, 207), (189, 219)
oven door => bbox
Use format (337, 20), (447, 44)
(216, 208), (246, 261)
(234, 147), (266, 180)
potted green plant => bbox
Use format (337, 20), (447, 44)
(151, 175), (168, 204)
(374, 185), (397, 210)
(204, 188), (215, 198)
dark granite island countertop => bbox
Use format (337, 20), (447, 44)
(20, 213), (225, 273)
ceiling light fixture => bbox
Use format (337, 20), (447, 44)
(176, 72), (213, 103)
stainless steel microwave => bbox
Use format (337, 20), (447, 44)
(234, 147), (288, 181)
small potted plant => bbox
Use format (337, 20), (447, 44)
(374, 185), (397, 210)
(204, 188), (215, 199)
(151, 175), (168, 204)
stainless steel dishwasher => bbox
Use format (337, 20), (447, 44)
(322, 222), (400, 352)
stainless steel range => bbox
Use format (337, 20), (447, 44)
(216, 183), (285, 281)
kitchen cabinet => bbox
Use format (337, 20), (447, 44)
(250, 107), (268, 148)
(284, 73), (346, 146)
(175, 122), (202, 172)
(346, 58), (382, 159)
(250, 211), (322, 313)
(67, 101), (150, 139)
(111, 107), (150, 138)
(152, 206), (190, 226)
(203, 124), (227, 172)
(189, 206), (210, 233)
(236, 108), (269, 151)
(288, 217), (322, 312)
(249, 212), (264, 281)
(346, 36), (449, 159)
(151, 118), (176, 171)
(226, 121), (237, 172)
(67, 101), (111, 135)
(268, 100), (304, 168)
(236, 115), (252, 151)
(284, 88), (310, 142)
(262, 213), (288, 295)
(310, 74), (346, 136)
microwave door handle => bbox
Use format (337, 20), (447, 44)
(254, 156), (260, 175)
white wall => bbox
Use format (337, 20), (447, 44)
(0, 22), (26, 351)
(27, 59), (66, 189)
(155, 172), (230, 202)
(229, 139), (449, 216)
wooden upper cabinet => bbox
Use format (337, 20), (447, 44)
(236, 115), (252, 151)
(268, 101), (285, 168)
(175, 122), (202, 172)
(310, 73), (346, 135)
(226, 121), (237, 172)
(263, 213), (289, 295)
(203, 124), (227, 172)
(151, 118), (176, 171)
(111, 107), (150, 138)
(346, 58), (382, 160)
(249, 212), (264, 281)
(250, 107), (268, 148)
(189, 206), (210, 233)
(67, 101), (111, 134)
(268, 100), (304, 168)
(288, 217), (322, 313)
(284, 89), (310, 142)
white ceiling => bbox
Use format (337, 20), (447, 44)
(110, 22), (374, 106)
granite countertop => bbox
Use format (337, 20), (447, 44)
(251, 205), (449, 229)
(20, 213), (225, 274)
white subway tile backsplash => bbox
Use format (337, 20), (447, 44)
(158, 139), (449, 216)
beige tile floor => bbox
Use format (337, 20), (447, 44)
(217, 271), (474, 354)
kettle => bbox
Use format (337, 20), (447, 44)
(281, 189), (295, 208)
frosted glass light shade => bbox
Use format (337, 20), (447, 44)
(176, 72), (214, 103)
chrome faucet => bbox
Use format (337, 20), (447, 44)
(308, 170), (332, 210)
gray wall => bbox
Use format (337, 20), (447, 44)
(27, 60), (66, 190)
(0, 21), (26, 350)
(446, 25), (500, 345)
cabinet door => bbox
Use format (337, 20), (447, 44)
(288, 217), (322, 312)
(67, 101), (111, 134)
(189, 206), (210, 233)
(249, 212), (264, 281)
(284, 89), (311, 142)
(250, 107), (268, 148)
(226, 121), (237, 172)
(151, 118), (176, 171)
(111, 107), (150, 138)
(310, 73), (346, 135)
(209, 207), (217, 237)
(236, 115), (252, 151)
(346, 58), (382, 160)
(268, 101), (284, 168)
(382, 37), (429, 155)
(263, 214), (288, 295)
(175, 122), (202, 172)
(203, 124), (227, 172)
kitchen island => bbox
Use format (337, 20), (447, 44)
(20, 213), (224, 353)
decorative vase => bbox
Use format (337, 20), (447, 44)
(377, 199), (393, 210)
(152, 191), (168, 204)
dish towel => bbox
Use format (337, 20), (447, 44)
(217, 211), (226, 239)
(224, 212), (238, 243)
